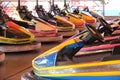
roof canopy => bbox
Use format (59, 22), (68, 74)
(1, 0), (101, 2)
(1, 0), (35, 2)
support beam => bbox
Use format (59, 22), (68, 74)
(36, 0), (38, 7)
(102, 0), (105, 16)
(18, 0), (20, 10)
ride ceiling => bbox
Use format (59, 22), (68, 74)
(0, 0), (70, 2)
(0, 0), (100, 2)
(1, 0), (37, 2)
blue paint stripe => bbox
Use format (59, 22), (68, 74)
(36, 76), (120, 80)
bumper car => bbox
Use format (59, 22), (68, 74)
(16, 5), (63, 42)
(12, 18), (63, 42)
(55, 17), (120, 57)
(64, 13), (86, 31)
(64, 17), (120, 56)
(72, 7), (96, 27)
(35, 5), (79, 37)
(60, 0), (96, 27)
(75, 17), (120, 56)
(21, 23), (120, 80)
(52, 4), (85, 31)
(0, 6), (41, 52)
(0, 22), (41, 52)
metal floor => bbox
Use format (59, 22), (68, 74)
(0, 41), (61, 80)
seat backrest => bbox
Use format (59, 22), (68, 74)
(17, 6), (32, 20)
(17, 6), (28, 13)
(35, 5), (51, 21)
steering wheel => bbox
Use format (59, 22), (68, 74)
(97, 17), (113, 34)
(85, 23), (104, 43)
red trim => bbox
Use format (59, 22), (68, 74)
(113, 30), (120, 34)
(47, 23), (57, 34)
(104, 36), (119, 41)
(80, 43), (120, 51)
(75, 23), (85, 27)
(5, 21), (20, 30)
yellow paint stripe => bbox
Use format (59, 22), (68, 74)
(33, 60), (120, 71)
